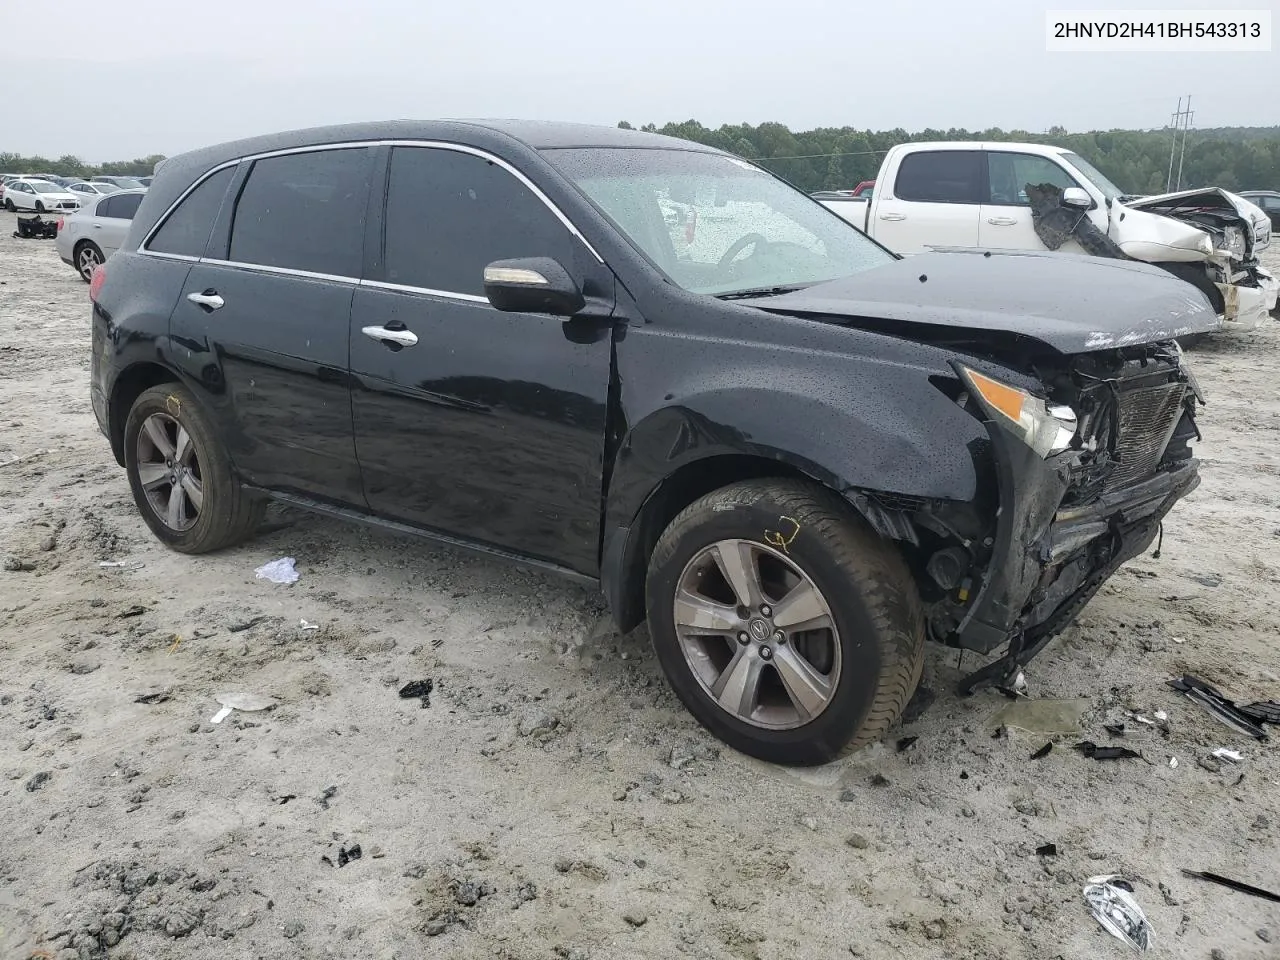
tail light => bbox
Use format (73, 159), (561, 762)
(56, 217), (64, 232)
(89, 264), (106, 303)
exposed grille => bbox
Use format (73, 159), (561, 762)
(1109, 383), (1185, 490)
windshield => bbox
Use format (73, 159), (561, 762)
(546, 147), (893, 296)
(1060, 151), (1127, 201)
(96, 183), (121, 193)
(31, 181), (63, 193)
(109, 178), (144, 189)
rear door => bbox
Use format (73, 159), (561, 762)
(874, 150), (982, 253)
(979, 151), (1103, 251)
(168, 147), (374, 504)
(89, 192), (144, 256)
(349, 144), (615, 575)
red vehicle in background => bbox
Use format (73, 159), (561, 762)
(851, 180), (875, 197)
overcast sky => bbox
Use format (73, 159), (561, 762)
(6, 0), (1277, 161)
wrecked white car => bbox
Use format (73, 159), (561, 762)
(816, 142), (1279, 332)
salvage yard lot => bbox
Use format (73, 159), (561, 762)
(2, 211), (1278, 959)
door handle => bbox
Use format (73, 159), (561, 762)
(879, 212), (907, 221)
(986, 216), (1018, 226)
(362, 325), (419, 348)
(187, 290), (224, 311)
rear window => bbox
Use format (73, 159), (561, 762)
(147, 166), (235, 257)
(894, 150), (983, 204)
(228, 148), (370, 277)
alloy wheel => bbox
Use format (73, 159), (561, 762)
(673, 538), (841, 730)
(135, 412), (204, 532)
(77, 245), (101, 282)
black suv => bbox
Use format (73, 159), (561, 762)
(90, 121), (1214, 764)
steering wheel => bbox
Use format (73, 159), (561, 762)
(718, 233), (768, 268)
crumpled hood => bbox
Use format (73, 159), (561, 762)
(1124, 187), (1270, 252)
(758, 250), (1220, 353)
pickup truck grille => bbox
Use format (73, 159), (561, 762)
(1109, 383), (1185, 490)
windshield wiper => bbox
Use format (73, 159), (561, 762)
(716, 283), (810, 301)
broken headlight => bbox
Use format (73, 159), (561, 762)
(1221, 226), (1246, 259)
(956, 366), (1077, 458)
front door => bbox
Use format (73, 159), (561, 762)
(350, 145), (616, 575)
(169, 147), (374, 504)
(979, 151), (1107, 252)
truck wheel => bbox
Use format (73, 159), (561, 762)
(123, 384), (264, 553)
(645, 479), (924, 765)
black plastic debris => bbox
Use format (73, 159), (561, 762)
(277, 794), (297, 805)
(868, 773), (890, 787)
(1167, 676), (1268, 741)
(1075, 741), (1142, 761)
(399, 679), (434, 709)
(317, 785), (338, 809)
(1180, 870), (1280, 904)
(322, 843), (363, 868)
(1104, 723), (1127, 737)
(896, 736), (918, 753)
(1239, 701), (1280, 726)
(134, 692), (171, 705)
(1036, 843), (1058, 857)
(1031, 743), (1053, 760)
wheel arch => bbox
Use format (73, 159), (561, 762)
(107, 361), (183, 466)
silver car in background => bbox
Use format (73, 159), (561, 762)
(56, 189), (147, 282)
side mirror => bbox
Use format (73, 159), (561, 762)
(483, 257), (585, 317)
(1061, 187), (1092, 209)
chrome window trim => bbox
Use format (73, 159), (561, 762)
(360, 279), (489, 303)
(200, 258), (360, 286)
(137, 137), (604, 264)
(138, 250), (199, 263)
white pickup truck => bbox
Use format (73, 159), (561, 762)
(817, 141), (1279, 332)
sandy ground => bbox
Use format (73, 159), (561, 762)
(1, 210), (1278, 960)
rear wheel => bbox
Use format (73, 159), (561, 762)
(645, 479), (925, 765)
(34, 200), (44, 213)
(75, 241), (104, 282)
(124, 384), (264, 553)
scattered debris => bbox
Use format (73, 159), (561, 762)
(228, 616), (267, 633)
(97, 560), (127, 568)
(1104, 723), (1127, 737)
(1211, 748), (1243, 763)
(1167, 675), (1268, 741)
(399, 679), (434, 709)
(1170, 636), (1186, 644)
(209, 691), (277, 724)
(254, 557), (299, 585)
(299, 619), (320, 632)
(276, 794), (297, 805)
(623, 910), (648, 928)
(1075, 741), (1143, 761)
(1083, 874), (1153, 951)
(1180, 869), (1280, 904)
(896, 736), (918, 753)
(317, 785), (338, 809)
(115, 604), (147, 619)
(1196, 755), (1222, 773)
(134, 692), (171, 705)
(321, 843), (363, 868)
(1031, 743), (1053, 760)
(0, 448), (53, 468)
(25, 771), (52, 792)
(1036, 843), (1058, 857)
(1168, 757), (1179, 769)
(868, 773), (890, 787)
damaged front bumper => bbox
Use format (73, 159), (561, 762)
(1217, 264), (1278, 330)
(955, 423), (1199, 656)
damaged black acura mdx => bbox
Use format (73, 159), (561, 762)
(90, 121), (1215, 764)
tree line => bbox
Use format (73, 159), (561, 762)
(7, 122), (1280, 194)
(0, 153), (165, 178)
(618, 121), (1280, 195)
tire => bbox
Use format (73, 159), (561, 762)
(645, 479), (925, 765)
(124, 384), (265, 553)
(4, 198), (14, 212)
(34, 200), (44, 213)
(74, 241), (104, 283)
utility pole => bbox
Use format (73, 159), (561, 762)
(1166, 95), (1194, 192)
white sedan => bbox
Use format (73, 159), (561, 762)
(67, 181), (121, 204)
(3, 178), (81, 213)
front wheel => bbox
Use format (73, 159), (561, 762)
(34, 200), (44, 213)
(3, 199), (13, 212)
(124, 384), (264, 553)
(645, 479), (925, 765)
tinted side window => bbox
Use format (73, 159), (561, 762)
(148, 166), (235, 257)
(97, 195), (118, 218)
(229, 148), (370, 277)
(383, 147), (576, 296)
(987, 152), (1079, 205)
(894, 151), (983, 204)
(108, 193), (143, 220)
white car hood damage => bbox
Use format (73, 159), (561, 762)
(1122, 187), (1271, 255)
